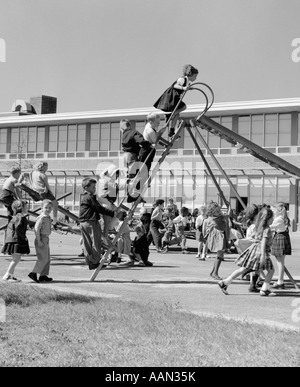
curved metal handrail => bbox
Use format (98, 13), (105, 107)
(188, 82), (214, 119)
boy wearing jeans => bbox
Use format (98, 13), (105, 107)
(79, 177), (115, 270)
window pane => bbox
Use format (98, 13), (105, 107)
(220, 116), (232, 147)
(209, 117), (220, 148)
(278, 114), (291, 146)
(263, 177), (276, 204)
(249, 178), (262, 204)
(194, 127), (208, 150)
(90, 123), (100, 151)
(264, 114), (277, 147)
(251, 115), (263, 146)
(19, 127), (28, 152)
(77, 124), (86, 151)
(237, 177), (248, 197)
(75, 177), (83, 204)
(0, 128), (7, 153)
(298, 114), (300, 145)
(49, 126), (58, 152)
(100, 123), (110, 150)
(28, 127), (36, 153)
(67, 125), (77, 152)
(64, 177), (75, 206)
(10, 128), (19, 153)
(184, 126), (196, 149)
(206, 177), (220, 203)
(58, 125), (67, 152)
(110, 122), (120, 150)
(238, 116), (250, 139)
(277, 178), (290, 203)
(36, 127), (45, 152)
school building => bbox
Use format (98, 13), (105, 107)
(1, 95), (300, 226)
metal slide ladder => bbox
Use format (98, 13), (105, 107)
(90, 82), (214, 281)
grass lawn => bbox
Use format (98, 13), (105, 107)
(0, 282), (299, 367)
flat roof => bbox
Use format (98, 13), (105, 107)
(0, 97), (300, 127)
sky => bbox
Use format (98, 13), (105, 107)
(0, 0), (299, 114)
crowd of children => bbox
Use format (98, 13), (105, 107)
(0, 63), (295, 296)
(0, 165), (295, 297)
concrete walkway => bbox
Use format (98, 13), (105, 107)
(1, 229), (300, 331)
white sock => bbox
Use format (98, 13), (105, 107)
(223, 276), (234, 286)
(261, 282), (270, 291)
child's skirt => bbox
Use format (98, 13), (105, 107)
(235, 242), (273, 272)
(196, 228), (204, 242)
(271, 231), (292, 256)
(205, 228), (226, 252)
(1, 241), (30, 255)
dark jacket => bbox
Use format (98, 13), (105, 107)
(5, 215), (28, 244)
(79, 192), (114, 222)
(122, 128), (150, 154)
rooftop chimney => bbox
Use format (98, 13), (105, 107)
(30, 95), (57, 114)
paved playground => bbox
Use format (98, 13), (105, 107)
(1, 228), (300, 331)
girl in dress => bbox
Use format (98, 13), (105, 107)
(218, 207), (276, 297)
(153, 64), (198, 137)
(195, 204), (208, 260)
(202, 202), (231, 280)
(270, 202), (292, 289)
(1, 199), (30, 282)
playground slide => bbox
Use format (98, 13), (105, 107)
(195, 116), (300, 178)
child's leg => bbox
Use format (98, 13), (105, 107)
(201, 243), (208, 259)
(249, 271), (260, 292)
(222, 267), (249, 286)
(181, 234), (187, 250)
(261, 267), (275, 292)
(168, 106), (186, 136)
(40, 243), (51, 277)
(150, 223), (162, 251)
(117, 238), (123, 258)
(210, 250), (224, 279)
(274, 255), (285, 285)
(196, 241), (203, 257)
(32, 237), (50, 274)
(3, 253), (21, 279)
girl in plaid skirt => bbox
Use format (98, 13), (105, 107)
(270, 203), (292, 290)
(218, 207), (276, 296)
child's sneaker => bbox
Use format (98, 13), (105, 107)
(218, 280), (229, 295)
(2, 275), (21, 283)
(138, 261), (145, 267)
(260, 289), (276, 297)
(157, 248), (167, 253)
(144, 261), (153, 267)
(182, 249), (189, 254)
(168, 128), (175, 137)
(195, 254), (201, 258)
(125, 260), (134, 266)
(28, 272), (39, 283)
(39, 276), (53, 282)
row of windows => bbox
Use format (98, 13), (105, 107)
(0, 113), (299, 154)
